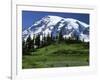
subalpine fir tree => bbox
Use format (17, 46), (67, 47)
(35, 34), (40, 48)
(58, 29), (63, 43)
(26, 35), (33, 53)
(31, 35), (35, 52)
(76, 35), (81, 43)
(22, 40), (27, 55)
(42, 34), (47, 46)
(50, 33), (54, 43)
(47, 33), (51, 45)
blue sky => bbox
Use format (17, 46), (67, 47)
(22, 11), (89, 31)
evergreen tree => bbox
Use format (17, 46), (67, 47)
(58, 29), (63, 43)
(22, 35), (33, 55)
(42, 34), (47, 47)
(31, 36), (35, 52)
(22, 40), (27, 55)
(50, 33), (54, 43)
(35, 34), (40, 48)
(47, 33), (51, 45)
(26, 35), (33, 54)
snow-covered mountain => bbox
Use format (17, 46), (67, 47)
(22, 15), (89, 42)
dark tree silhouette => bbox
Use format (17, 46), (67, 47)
(22, 35), (33, 55)
(47, 33), (52, 45)
(22, 40), (27, 55)
(26, 35), (33, 53)
(35, 34), (40, 48)
(58, 29), (63, 43)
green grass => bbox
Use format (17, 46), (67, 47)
(22, 43), (89, 69)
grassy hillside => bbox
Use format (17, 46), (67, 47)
(22, 42), (89, 69)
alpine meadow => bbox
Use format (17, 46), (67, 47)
(22, 11), (89, 69)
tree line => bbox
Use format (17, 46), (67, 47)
(22, 32), (86, 55)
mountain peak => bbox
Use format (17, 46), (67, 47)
(23, 15), (89, 42)
(41, 15), (63, 25)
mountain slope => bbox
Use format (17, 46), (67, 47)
(22, 15), (89, 42)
